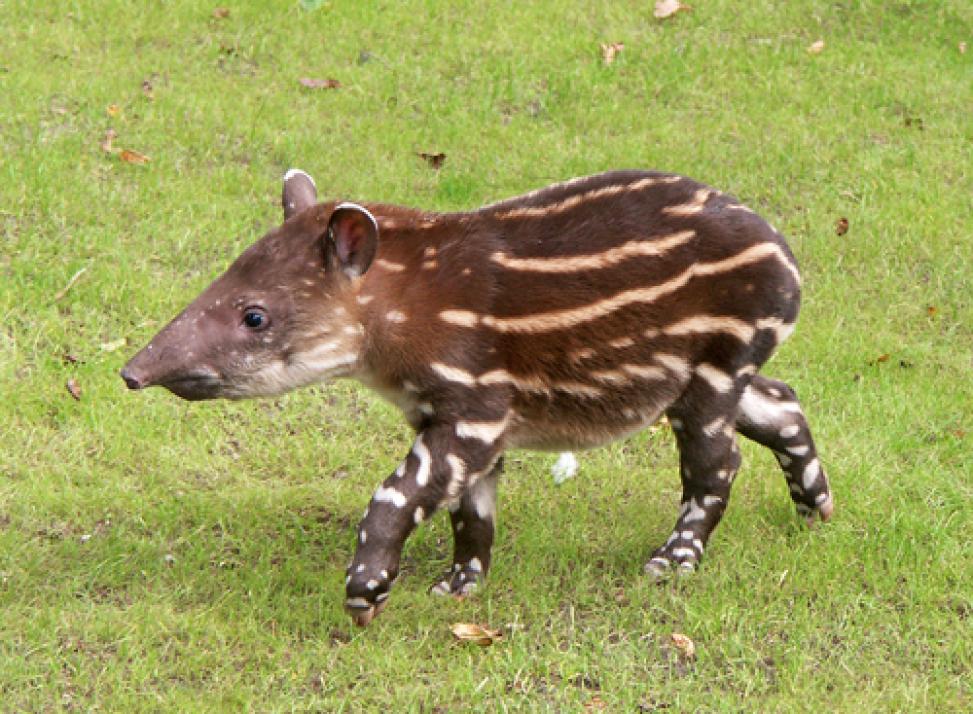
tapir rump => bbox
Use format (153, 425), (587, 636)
(122, 169), (833, 626)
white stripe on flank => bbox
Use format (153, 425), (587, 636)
(696, 363), (734, 393)
(373, 486), (407, 508)
(664, 315), (756, 343)
(431, 364), (604, 398)
(455, 413), (511, 444)
(412, 434), (432, 486)
(430, 362), (477, 386)
(494, 176), (672, 219)
(653, 353), (691, 379)
(490, 230), (695, 273)
(437, 242), (794, 334)
(661, 188), (713, 216)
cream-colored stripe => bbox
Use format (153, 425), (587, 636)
(490, 230), (695, 273)
(433, 364), (604, 398)
(438, 242), (791, 334)
(661, 188), (713, 216)
(664, 315), (756, 343)
(695, 363), (734, 393)
(495, 175), (681, 220)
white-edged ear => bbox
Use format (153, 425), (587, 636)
(327, 202), (379, 278)
(282, 168), (318, 219)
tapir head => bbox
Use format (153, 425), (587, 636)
(121, 170), (379, 400)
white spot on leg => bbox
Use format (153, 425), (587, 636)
(366, 579), (379, 590)
(373, 486), (407, 508)
(802, 459), (821, 490)
(412, 434), (431, 486)
(683, 498), (706, 523)
(356, 564), (365, 573)
(780, 424), (800, 439)
(359, 529), (367, 544)
(468, 557), (483, 573)
(414, 507), (425, 524)
(787, 444), (809, 456)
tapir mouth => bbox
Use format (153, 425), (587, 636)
(158, 374), (223, 401)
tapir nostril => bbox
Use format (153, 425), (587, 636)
(120, 367), (143, 390)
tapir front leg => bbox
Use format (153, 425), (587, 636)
(344, 425), (501, 626)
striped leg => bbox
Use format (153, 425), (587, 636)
(431, 458), (501, 597)
(737, 375), (833, 524)
(646, 368), (742, 578)
(345, 425), (500, 626)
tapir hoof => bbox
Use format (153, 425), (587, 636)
(345, 597), (388, 627)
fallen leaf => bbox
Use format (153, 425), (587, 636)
(418, 151), (446, 170)
(299, 77), (341, 89)
(62, 353), (80, 364)
(119, 149), (150, 164)
(106, 103), (120, 117)
(584, 695), (607, 711)
(807, 39), (825, 54)
(670, 632), (695, 659)
(959, 41), (967, 54)
(927, 305), (937, 317)
(213, 7), (230, 18)
(100, 128), (117, 154)
(450, 622), (502, 646)
(100, 338), (128, 352)
(66, 378), (82, 401)
(835, 217), (849, 236)
(141, 78), (154, 100)
(868, 353), (891, 366)
(654, 0), (691, 20)
(600, 42), (624, 65)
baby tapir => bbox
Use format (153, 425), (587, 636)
(122, 169), (833, 626)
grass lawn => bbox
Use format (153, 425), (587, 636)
(1, 0), (971, 710)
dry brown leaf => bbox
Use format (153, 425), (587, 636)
(141, 78), (155, 100)
(670, 632), (696, 659)
(450, 622), (502, 646)
(66, 378), (82, 401)
(418, 151), (446, 170)
(601, 42), (624, 65)
(654, 0), (691, 20)
(959, 41), (967, 54)
(584, 695), (607, 711)
(299, 77), (341, 89)
(927, 305), (938, 317)
(100, 128), (117, 154)
(213, 7), (230, 18)
(807, 39), (825, 54)
(873, 353), (890, 364)
(106, 104), (120, 117)
(835, 217), (849, 236)
(119, 149), (150, 164)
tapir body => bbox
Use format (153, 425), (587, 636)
(123, 169), (833, 626)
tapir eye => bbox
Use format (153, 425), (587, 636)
(242, 307), (269, 330)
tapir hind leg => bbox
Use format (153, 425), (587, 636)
(736, 374), (833, 524)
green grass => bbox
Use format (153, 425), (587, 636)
(1, 0), (971, 710)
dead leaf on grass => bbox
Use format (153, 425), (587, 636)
(807, 39), (825, 54)
(66, 378), (82, 401)
(141, 78), (155, 100)
(670, 632), (696, 659)
(926, 305), (937, 317)
(450, 622), (503, 646)
(654, 0), (691, 20)
(119, 149), (150, 164)
(418, 151), (446, 170)
(600, 42), (624, 65)
(584, 695), (607, 711)
(959, 41), (967, 54)
(100, 338), (128, 353)
(213, 7), (230, 19)
(299, 77), (341, 89)
(835, 217), (849, 236)
(106, 104), (120, 117)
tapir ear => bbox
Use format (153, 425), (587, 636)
(326, 202), (379, 278)
(282, 168), (318, 219)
